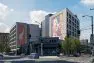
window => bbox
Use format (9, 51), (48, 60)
(67, 12), (68, 17)
(72, 27), (74, 32)
(76, 20), (79, 25)
(67, 30), (71, 37)
(54, 40), (56, 42)
(69, 14), (71, 19)
(68, 25), (71, 30)
(72, 22), (74, 26)
(67, 24), (68, 28)
(67, 18), (68, 22)
(72, 32), (74, 36)
(77, 26), (79, 29)
(69, 31), (71, 36)
(75, 19), (76, 23)
(69, 25), (71, 30)
(72, 17), (74, 21)
(74, 29), (76, 32)
(74, 24), (76, 27)
(75, 34), (76, 37)
(69, 19), (71, 24)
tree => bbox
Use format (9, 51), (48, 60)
(74, 39), (80, 53)
(0, 42), (11, 53)
(61, 36), (81, 56)
(61, 37), (71, 55)
(0, 42), (4, 53)
(70, 39), (76, 54)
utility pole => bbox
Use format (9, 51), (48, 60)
(90, 8), (94, 56)
(91, 16), (93, 44)
(82, 15), (94, 56)
(91, 16), (94, 56)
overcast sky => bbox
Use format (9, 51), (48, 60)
(0, 0), (94, 41)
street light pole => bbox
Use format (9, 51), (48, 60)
(91, 16), (93, 39)
(90, 9), (94, 56)
(35, 21), (43, 56)
(82, 15), (94, 56)
(90, 16), (94, 56)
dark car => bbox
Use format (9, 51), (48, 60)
(29, 53), (39, 59)
(73, 53), (80, 57)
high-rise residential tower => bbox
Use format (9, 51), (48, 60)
(50, 8), (80, 40)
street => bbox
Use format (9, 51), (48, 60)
(0, 55), (93, 63)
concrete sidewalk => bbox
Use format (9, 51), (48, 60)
(59, 55), (93, 63)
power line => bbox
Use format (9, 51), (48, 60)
(80, 26), (94, 31)
(80, 28), (91, 31)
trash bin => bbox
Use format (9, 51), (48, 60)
(29, 53), (39, 59)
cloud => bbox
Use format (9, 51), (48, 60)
(29, 10), (55, 26)
(10, 9), (14, 12)
(0, 3), (13, 33)
(29, 10), (49, 25)
(0, 3), (14, 21)
(0, 22), (10, 33)
(80, 0), (94, 6)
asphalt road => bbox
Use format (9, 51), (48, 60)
(0, 55), (92, 63)
(0, 56), (77, 63)
(0, 60), (77, 63)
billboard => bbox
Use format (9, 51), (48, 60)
(17, 23), (27, 47)
(51, 14), (63, 40)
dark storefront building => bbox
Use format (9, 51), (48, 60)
(29, 37), (60, 56)
(40, 37), (60, 56)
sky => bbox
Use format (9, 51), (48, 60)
(0, 0), (94, 41)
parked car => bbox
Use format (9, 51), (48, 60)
(29, 53), (39, 59)
(7, 52), (15, 55)
(73, 53), (80, 57)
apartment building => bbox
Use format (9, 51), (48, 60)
(50, 8), (80, 40)
(9, 22), (40, 53)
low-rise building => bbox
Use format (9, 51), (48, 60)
(80, 39), (88, 46)
(0, 33), (9, 52)
(31, 37), (60, 56)
(0, 33), (9, 43)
